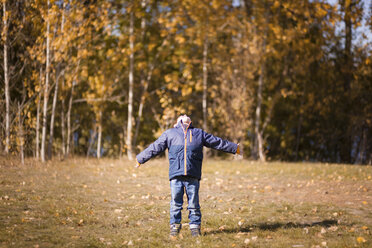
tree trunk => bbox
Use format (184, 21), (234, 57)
(133, 64), (155, 147)
(66, 59), (79, 157)
(96, 125), (102, 158)
(340, 0), (353, 163)
(133, 0), (148, 148)
(61, 77), (66, 157)
(255, 39), (266, 162)
(36, 89), (41, 159)
(41, 0), (51, 162)
(86, 123), (97, 158)
(126, 11), (134, 160)
(202, 33), (208, 132)
(355, 127), (367, 164)
(96, 111), (102, 159)
(17, 102), (24, 165)
(3, 1), (10, 154)
(66, 81), (75, 157)
(48, 72), (59, 159)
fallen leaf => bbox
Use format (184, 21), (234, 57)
(328, 226), (338, 232)
(356, 237), (366, 243)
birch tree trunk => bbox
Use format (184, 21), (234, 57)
(254, 38), (266, 162)
(66, 59), (79, 157)
(41, 0), (51, 162)
(60, 1), (66, 158)
(133, 0), (147, 148)
(66, 81), (74, 157)
(126, 11), (134, 161)
(3, 1), (10, 154)
(36, 89), (41, 159)
(48, 73), (59, 159)
(96, 125), (102, 159)
(61, 77), (66, 157)
(202, 34), (208, 132)
(341, 0), (353, 163)
(96, 111), (102, 159)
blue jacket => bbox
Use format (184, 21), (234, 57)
(136, 122), (238, 180)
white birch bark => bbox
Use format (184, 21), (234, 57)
(48, 73), (59, 159)
(202, 34), (208, 132)
(96, 113), (102, 159)
(41, 0), (51, 162)
(3, 1), (10, 154)
(61, 78), (66, 157)
(255, 38), (266, 162)
(60, 0), (66, 158)
(36, 89), (41, 159)
(126, 11), (134, 160)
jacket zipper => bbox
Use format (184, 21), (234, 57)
(184, 123), (191, 176)
(190, 130), (192, 143)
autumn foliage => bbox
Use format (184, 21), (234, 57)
(0, 0), (371, 164)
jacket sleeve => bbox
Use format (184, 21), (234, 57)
(136, 132), (168, 164)
(203, 131), (238, 154)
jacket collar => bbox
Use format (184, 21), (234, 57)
(175, 121), (193, 132)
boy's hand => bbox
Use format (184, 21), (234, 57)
(135, 159), (141, 168)
(236, 144), (241, 155)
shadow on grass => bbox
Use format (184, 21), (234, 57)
(205, 219), (338, 235)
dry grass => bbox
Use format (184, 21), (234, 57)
(0, 157), (371, 247)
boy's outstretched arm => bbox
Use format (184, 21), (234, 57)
(135, 132), (168, 168)
(203, 131), (239, 154)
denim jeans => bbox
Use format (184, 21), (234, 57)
(170, 176), (201, 228)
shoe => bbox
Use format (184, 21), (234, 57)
(190, 228), (201, 237)
(170, 223), (182, 236)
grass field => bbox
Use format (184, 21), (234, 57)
(0, 157), (371, 247)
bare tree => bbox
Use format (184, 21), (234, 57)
(3, 1), (10, 154)
(41, 0), (51, 162)
(126, 11), (134, 160)
(202, 33), (208, 132)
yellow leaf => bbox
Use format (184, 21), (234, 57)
(357, 237), (366, 243)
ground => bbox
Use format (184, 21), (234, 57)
(0, 157), (371, 247)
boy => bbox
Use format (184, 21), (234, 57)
(136, 115), (240, 237)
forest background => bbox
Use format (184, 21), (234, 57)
(1, 0), (371, 164)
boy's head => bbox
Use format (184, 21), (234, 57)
(174, 114), (191, 127)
